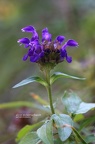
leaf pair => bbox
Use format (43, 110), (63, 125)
(13, 72), (85, 88)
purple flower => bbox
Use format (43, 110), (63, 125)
(18, 25), (78, 66)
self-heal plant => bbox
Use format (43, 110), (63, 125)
(12, 26), (95, 144)
(17, 26), (78, 114)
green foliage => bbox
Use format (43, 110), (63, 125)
(51, 114), (73, 141)
(16, 121), (44, 142)
(72, 127), (87, 144)
(37, 120), (54, 144)
(19, 132), (41, 144)
(54, 138), (63, 144)
(13, 76), (47, 88)
(62, 91), (95, 114)
(79, 115), (95, 131)
(85, 135), (95, 143)
(0, 101), (35, 109)
(50, 72), (85, 84)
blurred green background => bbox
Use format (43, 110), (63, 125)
(0, 0), (95, 143)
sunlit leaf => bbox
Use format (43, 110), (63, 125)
(62, 91), (95, 114)
(13, 76), (47, 88)
(51, 114), (73, 141)
(50, 72), (85, 84)
(74, 114), (84, 122)
(19, 132), (41, 144)
(37, 120), (54, 144)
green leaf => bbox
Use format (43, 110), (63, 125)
(51, 114), (73, 141)
(74, 114), (84, 122)
(85, 135), (95, 143)
(0, 101), (51, 113)
(19, 132), (41, 144)
(54, 138), (63, 144)
(62, 91), (95, 114)
(72, 127), (87, 144)
(79, 115), (95, 131)
(0, 101), (35, 109)
(50, 72), (85, 84)
(16, 121), (44, 142)
(13, 76), (47, 88)
(37, 120), (54, 144)
(76, 102), (95, 114)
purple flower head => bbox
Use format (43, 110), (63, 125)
(18, 25), (78, 67)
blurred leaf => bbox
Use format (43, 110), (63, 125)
(43, 102), (56, 111)
(76, 102), (95, 114)
(13, 76), (47, 88)
(51, 114), (73, 141)
(30, 93), (48, 105)
(16, 121), (44, 142)
(37, 120), (54, 144)
(74, 114), (84, 122)
(0, 101), (51, 113)
(54, 138), (63, 144)
(62, 91), (95, 114)
(84, 135), (95, 143)
(79, 115), (95, 131)
(0, 101), (34, 109)
(19, 132), (41, 144)
(50, 72), (85, 84)
(72, 127), (87, 144)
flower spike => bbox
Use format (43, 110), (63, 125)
(18, 25), (78, 67)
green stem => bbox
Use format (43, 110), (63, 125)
(43, 67), (55, 114)
(47, 83), (55, 114)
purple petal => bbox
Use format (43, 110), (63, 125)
(60, 49), (67, 57)
(28, 48), (34, 56)
(29, 39), (39, 46)
(31, 31), (39, 41)
(42, 27), (48, 33)
(22, 54), (28, 61)
(67, 39), (78, 47)
(30, 53), (39, 62)
(66, 55), (72, 63)
(24, 44), (29, 48)
(39, 51), (44, 58)
(35, 45), (42, 54)
(17, 38), (30, 44)
(21, 26), (35, 33)
(42, 28), (52, 42)
(56, 36), (65, 43)
(21, 26), (39, 40)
